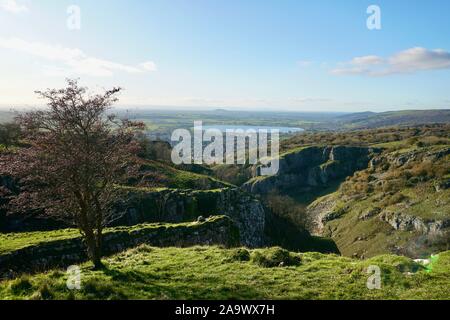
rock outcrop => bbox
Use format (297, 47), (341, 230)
(115, 187), (266, 247)
(379, 211), (450, 235)
(0, 216), (239, 278)
(1, 182), (267, 248)
(243, 146), (380, 194)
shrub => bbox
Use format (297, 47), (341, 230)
(251, 247), (301, 268)
(227, 248), (251, 262)
(409, 161), (435, 179)
(9, 276), (33, 295)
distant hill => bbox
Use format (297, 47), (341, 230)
(335, 111), (376, 122)
(337, 109), (450, 129)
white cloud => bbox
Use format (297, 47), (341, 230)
(140, 61), (157, 72)
(331, 47), (450, 76)
(351, 55), (384, 65)
(0, 37), (157, 77)
(389, 47), (450, 73)
(0, 0), (28, 13)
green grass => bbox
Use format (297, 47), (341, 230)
(0, 219), (224, 255)
(0, 246), (448, 300)
(0, 229), (80, 255)
(137, 159), (232, 190)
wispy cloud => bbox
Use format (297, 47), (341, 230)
(0, 37), (157, 77)
(0, 0), (28, 13)
(139, 61), (157, 72)
(331, 47), (450, 76)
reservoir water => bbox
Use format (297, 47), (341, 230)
(201, 125), (304, 134)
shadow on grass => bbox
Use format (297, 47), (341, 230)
(90, 265), (264, 300)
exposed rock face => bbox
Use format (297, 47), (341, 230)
(243, 146), (379, 194)
(114, 187), (266, 247)
(306, 194), (340, 234)
(0, 216), (239, 278)
(379, 211), (450, 235)
(372, 147), (450, 169)
(1, 181), (267, 248)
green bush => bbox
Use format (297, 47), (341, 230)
(227, 248), (251, 262)
(251, 247), (301, 268)
(9, 276), (33, 295)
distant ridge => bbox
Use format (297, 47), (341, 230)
(336, 109), (450, 129)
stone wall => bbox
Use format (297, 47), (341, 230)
(0, 216), (239, 278)
(1, 184), (267, 248)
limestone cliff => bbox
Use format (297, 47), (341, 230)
(243, 146), (379, 194)
(1, 176), (266, 248)
(114, 187), (266, 248)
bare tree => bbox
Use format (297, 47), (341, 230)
(0, 79), (143, 268)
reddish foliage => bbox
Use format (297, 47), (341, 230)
(0, 79), (144, 267)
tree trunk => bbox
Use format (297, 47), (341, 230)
(85, 232), (103, 269)
(93, 232), (103, 269)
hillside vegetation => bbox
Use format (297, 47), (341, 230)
(335, 110), (450, 129)
(133, 159), (231, 190)
(225, 124), (450, 259)
(281, 124), (450, 153)
(307, 135), (449, 258)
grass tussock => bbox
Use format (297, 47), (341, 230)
(251, 247), (301, 268)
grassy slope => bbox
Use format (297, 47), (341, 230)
(136, 159), (232, 190)
(310, 137), (450, 258)
(0, 229), (80, 255)
(321, 191), (450, 258)
(0, 246), (448, 300)
(318, 192), (417, 257)
(0, 220), (221, 255)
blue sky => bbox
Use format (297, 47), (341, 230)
(0, 0), (450, 111)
